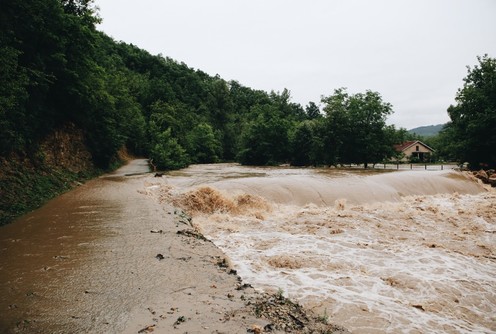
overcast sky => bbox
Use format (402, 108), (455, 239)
(95, 0), (496, 129)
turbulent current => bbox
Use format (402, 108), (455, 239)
(151, 164), (496, 334)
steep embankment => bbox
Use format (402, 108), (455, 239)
(0, 123), (112, 225)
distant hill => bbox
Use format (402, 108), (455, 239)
(408, 124), (445, 137)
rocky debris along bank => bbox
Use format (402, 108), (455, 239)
(244, 292), (350, 334)
(474, 169), (496, 187)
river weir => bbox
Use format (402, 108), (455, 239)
(157, 164), (495, 334)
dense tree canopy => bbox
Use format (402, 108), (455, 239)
(237, 104), (292, 166)
(445, 55), (496, 169)
(1, 0), (413, 171)
(320, 89), (395, 167)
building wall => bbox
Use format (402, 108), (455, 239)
(403, 144), (432, 157)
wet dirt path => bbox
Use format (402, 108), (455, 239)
(0, 160), (278, 334)
(0, 160), (156, 332)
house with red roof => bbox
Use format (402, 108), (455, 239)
(394, 140), (434, 162)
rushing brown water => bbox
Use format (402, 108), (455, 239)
(152, 164), (496, 334)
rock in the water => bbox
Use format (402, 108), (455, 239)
(489, 173), (496, 187)
(475, 169), (489, 183)
(474, 169), (496, 187)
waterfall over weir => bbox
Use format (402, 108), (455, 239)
(166, 164), (485, 206)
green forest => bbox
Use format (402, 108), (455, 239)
(1, 0), (495, 223)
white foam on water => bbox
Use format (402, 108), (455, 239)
(198, 195), (496, 333)
(159, 165), (495, 333)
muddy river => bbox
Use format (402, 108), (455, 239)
(1, 161), (495, 333)
(161, 164), (495, 334)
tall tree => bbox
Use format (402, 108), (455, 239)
(322, 88), (394, 167)
(290, 120), (323, 166)
(149, 128), (189, 170)
(187, 123), (222, 163)
(237, 104), (291, 165)
(446, 55), (496, 169)
(305, 102), (322, 119)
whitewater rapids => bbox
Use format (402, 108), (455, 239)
(147, 164), (495, 334)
